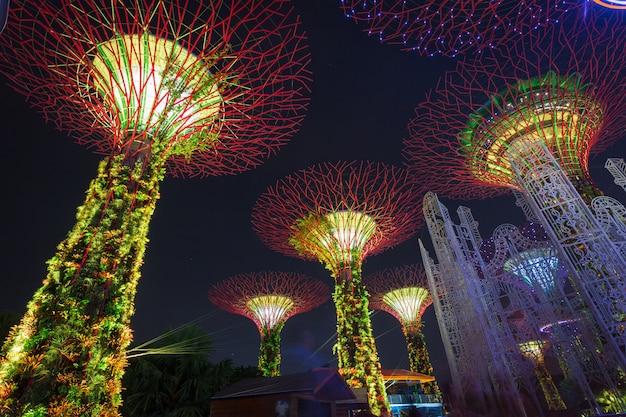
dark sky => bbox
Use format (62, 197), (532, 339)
(1, 0), (625, 386)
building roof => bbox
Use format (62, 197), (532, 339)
(212, 368), (356, 402)
(381, 369), (436, 383)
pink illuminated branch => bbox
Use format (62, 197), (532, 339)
(208, 271), (329, 331)
(252, 161), (424, 271)
(402, 12), (626, 200)
(364, 264), (433, 324)
(0, 0), (311, 177)
(339, 0), (581, 57)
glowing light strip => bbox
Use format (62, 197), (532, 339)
(593, 0), (626, 9)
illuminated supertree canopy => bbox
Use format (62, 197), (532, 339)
(402, 11), (626, 202)
(252, 161), (424, 416)
(208, 271), (328, 378)
(363, 264), (441, 395)
(480, 222), (568, 295)
(0, 0), (310, 415)
(339, 0), (580, 57)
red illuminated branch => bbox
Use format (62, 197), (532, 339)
(208, 271), (329, 331)
(252, 161), (424, 272)
(339, 0), (581, 57)
(402, 12), (626, 200)
(0, 0), (311, 177)
(208, 271), (329, 377)
(364, 264), (433, 324)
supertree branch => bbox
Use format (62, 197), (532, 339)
(402, 11), (626, 201)
(208, 272), (329, 377)
(339, 0), (580, 57)
(364, 265), (440, 395)
(0, 1), (310, 415)
(252, 161), (425, 416)
(518, 340), (567, 411)
(1, 0), (311, 177)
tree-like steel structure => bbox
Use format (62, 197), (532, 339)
(403, 13), (626, 372)
(403, 11), (626, 203)
(339, 0), (579, 57)
(252, 161), (424, 416)
(208, 272), (329, 378)
(0, 0), (310, 415)
(363, 264), (440, 395)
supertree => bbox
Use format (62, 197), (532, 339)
(402, 10), (626, 203)
(208, 271), (329, 378)
(363, 264), (440, 396)
(403, 9), (626, 369)
(0, 0), (310, 415)
(518, 339), (567, 411)
(338, 0), (580, 57)
(252, 161), (424, 416)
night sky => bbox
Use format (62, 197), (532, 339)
(1, 0), (625, 387)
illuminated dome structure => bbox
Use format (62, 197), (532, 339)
(364, 264), (440, 395)
(0, 1), (310, 415)
(209, 272), (329, 377)
(252, 161), (424, 416)
(518, 339), (566, 411)
(339, 0), (580, 57)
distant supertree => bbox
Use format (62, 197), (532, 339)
(252, 161), (424, 416)
(0, 1), (310, 415)
(403, 12), (626, 203)
(339, 0), (579, 57)
(208, 272), (329, 377)
(518, 339), (567, 411)
(403, 10), (626, 366)
(364, 264), (440, 395)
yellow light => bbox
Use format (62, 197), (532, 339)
(247, 295), (294, 329)
(382, 287), (429, 323)
(90, 33), (221, 140)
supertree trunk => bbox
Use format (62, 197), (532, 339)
(0, 150), (165, 417)
(534, 362), (566, 411)
(333, 266), (389, 416)
(259, 323), (284, 377)
(404, 321), (440, 396)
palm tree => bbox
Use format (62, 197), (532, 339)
(122, 325), (256, 417)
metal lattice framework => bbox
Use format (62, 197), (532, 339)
(605, 158), (626, 194)
(420, 192), (535, 417)
(403, 11), (626, 202)
(339, 0), (581, 57)
(252, 161), (424, 416)
(481, 222), (626, 412)
(363, 264), (440, 395)
(0, 1), (310, 415)
(208, 271), (329, 377)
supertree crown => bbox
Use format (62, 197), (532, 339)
(0, 0), (311, 177)
(251, 161), (425, 273)
(208, 271), (329, 331)
(364, 264), (433, 324)
(339, 0), (580, 57)
(403, 10), (626, 200)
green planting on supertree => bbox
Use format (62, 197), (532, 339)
(0, 0), (311, 414)
(209, 272), (328, 378)
(364, 264), (441, 396)
(253, 161), (425, 416)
